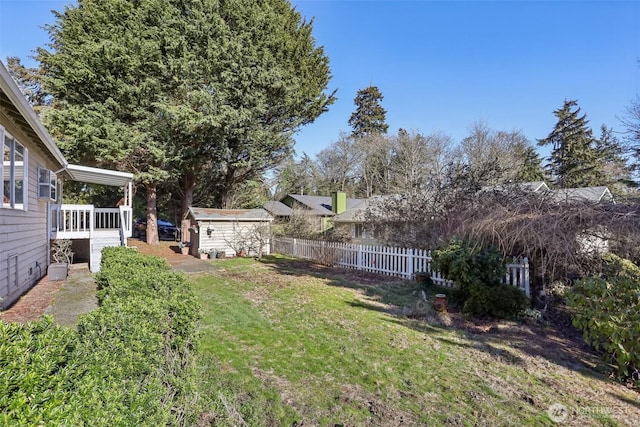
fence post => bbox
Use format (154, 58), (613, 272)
(293, 238), (297, 257)
(407, 248), (414, 279)
(357, 244), (363, 271)
(523, 257), (530, 297)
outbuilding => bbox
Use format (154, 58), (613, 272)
(186, 207), (273, 258)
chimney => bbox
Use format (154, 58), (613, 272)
(331, 191), (346, 214)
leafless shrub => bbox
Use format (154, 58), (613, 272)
(365, 186), (640, 287)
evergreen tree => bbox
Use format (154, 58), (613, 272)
(36, 0), (334, 242)
(538, 100), (600, 188)
(348, 85), (388, 137)
(272, 153), (319, 198)
(514, 143), (545, 183)
(594, 125), (633, 194)
(348, 85), (389, 195)
(5, 57), (50, 112)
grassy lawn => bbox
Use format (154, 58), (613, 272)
(189, 256), (640, 426)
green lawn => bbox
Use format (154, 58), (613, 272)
(189, 256), (640, 426)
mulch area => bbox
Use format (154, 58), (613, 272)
(0, 277), (64, 323)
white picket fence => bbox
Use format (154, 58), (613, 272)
(271, 237), (530, 297)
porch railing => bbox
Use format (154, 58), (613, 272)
(50, 204), (132, 241)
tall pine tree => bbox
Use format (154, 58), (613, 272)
(538, 100), (599, 188)
(348, 85), (389, 196)
(348, 85), (388, 137)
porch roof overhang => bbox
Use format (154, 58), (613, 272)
(67, 164), (134, 187)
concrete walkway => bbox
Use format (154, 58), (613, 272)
(42, 256), (218, 327)
(44, 263), (98, 328)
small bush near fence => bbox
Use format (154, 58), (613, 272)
(431, 238), (529, 319)
(0, 247), (200, 426)
(567, 253), (640, 386)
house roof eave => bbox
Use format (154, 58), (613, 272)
(0, 60), (67, 169)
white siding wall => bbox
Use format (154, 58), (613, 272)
(195, 220), (271, 257)
(0, 112), (60, 309)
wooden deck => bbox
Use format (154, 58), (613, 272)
(49, 204), (133, 272)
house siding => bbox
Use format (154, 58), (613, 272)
(0, 114), (60, 309)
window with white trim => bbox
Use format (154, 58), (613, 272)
(38, 167), (57, 201)
(2, 127), (28, 210)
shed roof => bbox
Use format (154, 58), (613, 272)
(188, 207), (273, 221)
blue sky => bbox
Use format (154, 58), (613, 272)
(1, 0), (639, 160)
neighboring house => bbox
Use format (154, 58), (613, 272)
(480, 181), (550, 195)
(549, 186), (614, 204)
(266, 192), (366, 232)
(1, 60), (133, 309)
(482, 181), (614, 203)
(332, 198), (376, 244)
(186, 207), (273, 257)
(262, 200), (292, 223)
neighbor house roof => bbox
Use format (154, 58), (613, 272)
(188, 207), (273, 221)
(480, 181), (550, 194)
(285, 194), (366, 216)
(263, 201), (293, 217)
(333, 199), (369, 223)
(549, 186), (614, 204)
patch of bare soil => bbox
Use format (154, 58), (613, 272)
(0, 277), (64, 323)
(338, 384), (419, 427)
(127, 238), (185, 259)
(281, 260), (405, 286)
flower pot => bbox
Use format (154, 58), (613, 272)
(180, 247), (189, 255)
(200, 253), (208, 260)
(47, 263), (68, 281)
(433, 294), (448, 312)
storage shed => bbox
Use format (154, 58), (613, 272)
(186, 207), (273, 258)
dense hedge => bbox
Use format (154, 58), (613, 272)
(430, 238), (529, 318)
(0, 247), (200, 426)
(567, 253), (640, 384)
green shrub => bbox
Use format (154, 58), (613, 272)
(0, 247), (201, 426)
(0, 317), (79, 426)
(463, 283), (530, 318)
(567, 254), (640, 382)
(431, 238), (528, 318)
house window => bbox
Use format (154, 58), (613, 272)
(38, 167), (57, 201)
(354, 223), (364, 238)
(1, 127), (28, 210)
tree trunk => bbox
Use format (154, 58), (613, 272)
(145, 182), (159, 245)
(181, 172), (196, 220)
(220, 168), (237, 209)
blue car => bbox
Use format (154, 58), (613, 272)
(133, 218), (179, 241)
